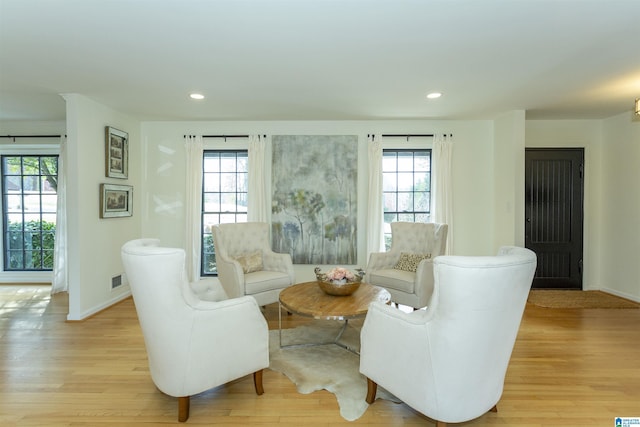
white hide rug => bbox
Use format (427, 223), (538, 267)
(268, 320), (399, 421)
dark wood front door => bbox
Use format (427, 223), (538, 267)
(525, 148), (584, 289)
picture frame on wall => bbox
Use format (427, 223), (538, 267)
(100, 183), (133, 218)
(105, 126), (128, 179)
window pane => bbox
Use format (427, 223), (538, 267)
(415, 191), (430, 211)
(203, 193), (221, 212)
(397, 192), (413, 211)
(382, 155), (397, 172)
(220, 193), (238, 209)
(3, 157), (21, 175)
(397, 172), (413, 191)
(398, 213), (415, 222)
(22, 157), (40, 174)
(414, 172), (428, 189)
(41, 157), (58, 175)
(219, 172), (237, 191)
(382, 173), (397, 191)
(41, 196), (57, 213)
(5, 195), (22, 213)
(203, 156), (219, 172)
(23, 176), (39, 191)
(23, 195), (41, 212)
(4, 176), (21, 192)
(220, 154), (237, 172)
(397, 152), (413, 170)
(41, 176), (56, 193)
(414, 153), (430, 171)
(203, 173), (220, 192)
(383, 193), (397, 212)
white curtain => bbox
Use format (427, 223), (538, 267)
(248, 134), (268, 222)
(367, 134), (384, 257)
(51, 135), (68, 294)
(432, 134), (454, 254)
(185, 135), (204, 282)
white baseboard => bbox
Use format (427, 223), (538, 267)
(66, 290), (132, 321)
(599, 287), (640, 304)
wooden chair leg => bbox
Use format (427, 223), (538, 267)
(490, 404), (498, 412)
(253, 369), (264, 395)
(178, 396), (190, 422)
(365, 377), (377, 404)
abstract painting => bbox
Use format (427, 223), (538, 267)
(271, 135), (358, 265)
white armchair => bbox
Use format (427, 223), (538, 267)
(360, 246), (537, 427)
(366, 222), (448, 309)
(212, 222), (295, 306)
(121, 238), (269, 422)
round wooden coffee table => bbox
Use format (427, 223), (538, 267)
(278, 281), (391, 353)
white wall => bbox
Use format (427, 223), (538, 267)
(494, 111), (526, 251)
(141, 119), (496, 282)
(599, 112), (640, 301)
(64, 94), (142, 320)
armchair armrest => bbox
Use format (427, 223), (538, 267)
(262, 251), (294, 279)
(360, 301), (434, 406)
(215, 255), (245, 299)
(414, 258), (436, 305)
(182, 295), (269, 395)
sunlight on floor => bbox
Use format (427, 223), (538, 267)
(0, 284), (52, 319)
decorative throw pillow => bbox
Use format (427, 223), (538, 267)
(234, 251), (263, 274)
(394, 252), (432, 272)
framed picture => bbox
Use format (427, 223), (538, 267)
(100, 184), (133, 218)
(105, 126), (128, 179)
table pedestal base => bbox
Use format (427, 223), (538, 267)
(278, 303), (360, 355)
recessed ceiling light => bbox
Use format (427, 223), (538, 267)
(189, 93), (205, 100)
(426, 92), (442, 99)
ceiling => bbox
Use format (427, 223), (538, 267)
(1, 0), (639, 123)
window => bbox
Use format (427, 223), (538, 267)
(1, 155), (58, 271)
(201, 150), (248, 275)
(382, 149), (431, 249)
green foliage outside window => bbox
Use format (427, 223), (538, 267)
(6, 220), (56, 270)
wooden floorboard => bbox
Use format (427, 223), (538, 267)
(1, 285), (639, 426)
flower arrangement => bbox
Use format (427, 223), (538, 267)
(325, 267), (357, 282)
(314, 266), (365, 296)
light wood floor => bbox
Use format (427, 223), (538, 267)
(1, 285), (639, 426)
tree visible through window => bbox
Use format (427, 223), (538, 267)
(382, 149), (431, 249)
(1, 155), (58, 271)
(201, 150), (248, 275)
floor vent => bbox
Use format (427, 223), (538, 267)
(111, 274), (123, 290)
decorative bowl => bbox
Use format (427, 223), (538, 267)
(314, 266), (365, 296)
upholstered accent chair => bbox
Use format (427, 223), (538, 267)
(121, 238), (269, 422)
(212, 222), (295, 306)
(360, 246), (537, 427)
(366, 222), (448, 309)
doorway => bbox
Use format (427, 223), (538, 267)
(525, 148), (584, 289)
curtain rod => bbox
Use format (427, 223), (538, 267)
(184, 134), (266, 139)
(1, 134), (64, 140)
(367, 133), (453, 138)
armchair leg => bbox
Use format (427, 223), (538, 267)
(365, 377), (377, 404)
(253, 369), (264, 395)
(178, 396), (190, 422)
